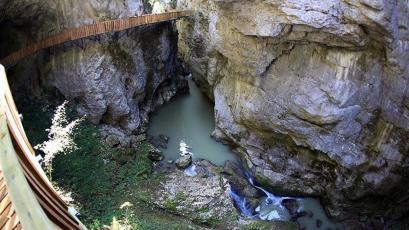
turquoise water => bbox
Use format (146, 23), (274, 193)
(148, 78), (341, 229)
(147, 79), (238, 166)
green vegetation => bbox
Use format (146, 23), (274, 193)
(170, 0), (177, 9)
(239, 220), (298, 230)
(162, 192), (187, 212)
(17, 98), (203, 230)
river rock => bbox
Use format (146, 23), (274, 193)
(316, 219), (322, 228)
(149, 135), (169, 149)
(282, 199), (299, 215)
(223, 161), (262, 198)
(175, 155), (192, 169)
(148, 147), (164, 161)
(177, 0), (409, 224)
(159, 134), (169, 143)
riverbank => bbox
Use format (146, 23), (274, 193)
(17, 96), (297, 229)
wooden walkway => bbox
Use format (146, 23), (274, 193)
(0, 11), (191, 230)
(0, 64), (86, 229)
(0, 10), (192, 67)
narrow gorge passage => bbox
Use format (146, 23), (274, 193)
(1, 0), (409, 229)
(148, 79), (237, 165)
(148, 77), (341, 229)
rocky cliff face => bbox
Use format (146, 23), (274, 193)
(0, 0), (187, 145)
(177, 0), (409, 224)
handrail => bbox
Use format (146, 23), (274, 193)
(0, 10), (192, 67)
(0, 65), (54, 229)
(0, 64), (86, 229)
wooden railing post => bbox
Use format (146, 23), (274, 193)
(0, 65), (54, 230)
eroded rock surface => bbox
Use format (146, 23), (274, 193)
(1, 0), (187, 143)
(153, 160), (298, 229)
(177, 0), (409, 225)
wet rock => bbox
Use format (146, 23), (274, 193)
(290, 211), (308, 221)
(175, 155), (192, 169)
(149, 135), (169, 149)
(130, 134), (147, 148)
(316, 219), (322, 228)
(148, 147), (164, 161)
(159, 134), (169, 143)
(282, 198), (299, 215)
(223, 161), (262, 198)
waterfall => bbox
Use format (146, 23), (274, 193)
(244, 172), (291, 221)
(247, 175), (287, 205)
(229, 189), (254, 217)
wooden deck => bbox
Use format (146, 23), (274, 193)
(0, 170), (22, 230)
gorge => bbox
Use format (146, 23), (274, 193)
(1, 0), (409, 229)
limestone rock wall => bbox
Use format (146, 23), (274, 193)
(177, 0), (409, 223)
(0, 0), (187, 143)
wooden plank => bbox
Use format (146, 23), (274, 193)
(0, 67), (54, 230)
(0, 11), (192, 67)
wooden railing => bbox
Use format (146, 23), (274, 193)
(0, 10), (192, 67)
(0, 64), (86, 230)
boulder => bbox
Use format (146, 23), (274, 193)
(159, 134), (169, 143)
(148, 147), (164, 161)
(282, 199), (299, 215)
(175, 155), (192, 169)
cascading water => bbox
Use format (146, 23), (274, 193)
(246, 174), (292, 221)
(229, 189), (254, 217)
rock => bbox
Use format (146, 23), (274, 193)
(282, 199), (299, 215)
(152, 160), (247, 228)
(316, 219), (322, 228)
(2, 0), (187, 134)
(177, 0), (409, 223)
(237, 219), (298, 230)
(159, 134), (169, 143)
(223, 161), (262, 198)
(175, 155), (192, 169)
(105, 135), (120, 147)
(150, 135), (169, 149)
(290, 211), (307, 221)
(148, 147), (164, 161)
(130, 134), (147, 147)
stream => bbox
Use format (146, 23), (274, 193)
(148, 79), (341, 229)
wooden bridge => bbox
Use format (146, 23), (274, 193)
(0, 11), (191, 230)
(0, 10), (192, 67)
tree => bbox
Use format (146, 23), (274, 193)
(34, 101), (84, 180)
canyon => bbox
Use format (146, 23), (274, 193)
(1, 0), (409, 229)
(176, 0), (409, 226)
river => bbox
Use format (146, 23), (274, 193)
(148, 79), (341, 230)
